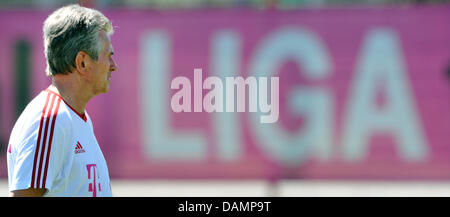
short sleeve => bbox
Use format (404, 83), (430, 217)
(9, 119), (72, 192)
(38, 123), (72, 191)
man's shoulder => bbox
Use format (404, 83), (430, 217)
(9, 90), (73, 146)
(14, 91), (51, 126)
(17, 90), (74, 130)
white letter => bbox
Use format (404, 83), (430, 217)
(171, 76), (191, 112)
(211, 31), (242, 162)
(225, 76), (257, 112)
(248, 27), (333, 164)
(178, 203), (185, 212)
(223, 202), (230, 211)
(203, 76), (223, 112)
(342, 28), (428, 161)
(194, 68), (203, 112)
(140, 31), (206, 161)
(258, 77), (280, 123)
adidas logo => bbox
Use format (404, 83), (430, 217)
(75, 141), (86, 154)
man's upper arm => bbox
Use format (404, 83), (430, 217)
(10, 188), (47, 197)
(9, 114), (72, 195)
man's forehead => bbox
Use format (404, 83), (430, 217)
(99, 31), (114, 53)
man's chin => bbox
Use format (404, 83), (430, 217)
(102, 86), (110, 94)
(94, 85), (110, 96)
(103, 81), (111, 92)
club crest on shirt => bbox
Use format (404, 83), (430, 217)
(75, 141), (86, 154)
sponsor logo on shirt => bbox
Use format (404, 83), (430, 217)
(86, 164), (101, 197)
(75, 141), (86, 154)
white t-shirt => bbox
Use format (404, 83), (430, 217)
(7, 88), (112, 197)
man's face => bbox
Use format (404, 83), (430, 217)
(90, 30), (117, 95)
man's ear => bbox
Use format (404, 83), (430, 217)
(75, 51), (90, 77)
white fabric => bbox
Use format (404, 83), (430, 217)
(7, 89), (112, 197)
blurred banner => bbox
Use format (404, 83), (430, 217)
(1, 7), (450, 179)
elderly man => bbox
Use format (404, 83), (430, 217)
(7, 4), (117, 197)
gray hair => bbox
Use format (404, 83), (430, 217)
(43, 4), (113, 76)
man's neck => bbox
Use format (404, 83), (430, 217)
(50, 78), (93, 115)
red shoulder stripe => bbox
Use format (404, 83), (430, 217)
(36, 93), (56, 188)
(42, 97), (62, 188)
(31, 92), (51, 188)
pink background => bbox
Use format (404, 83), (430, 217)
(1, 7), (450, 179)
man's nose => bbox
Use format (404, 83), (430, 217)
(110, 58), (117, 72)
